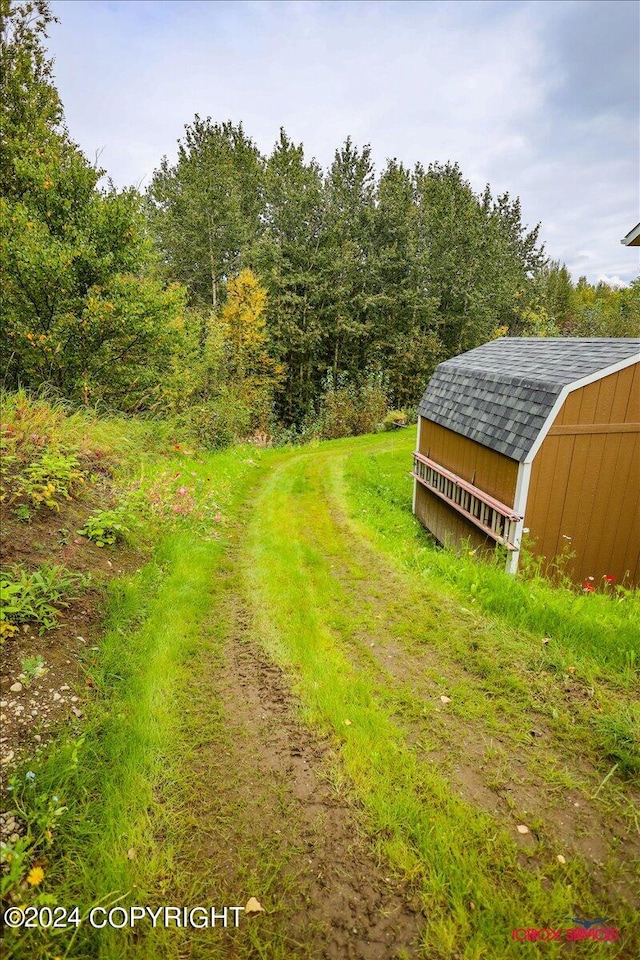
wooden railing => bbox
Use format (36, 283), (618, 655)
(412, 452), (522, 549)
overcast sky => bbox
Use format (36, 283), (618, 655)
(48, 0), (639, 285)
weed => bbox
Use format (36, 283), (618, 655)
(0, 563), (89, 635)
(13, 503), (32, 522)
(78, 508), (132, 547)
(17, 450), (84, 510)
(592, 709), (640, 778)
(19, 655), (47, 685)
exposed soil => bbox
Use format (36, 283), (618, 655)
(300, 463), (640, 910)
(177, 561), (425, 959)
(0, 481), (141, 839)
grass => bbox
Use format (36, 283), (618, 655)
(343, 431), (640, 682)
(2, 438), (283, 959)
(3, 406), (638, 959)
(242, 434), (639, 958)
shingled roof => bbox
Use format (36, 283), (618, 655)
(417, 338), (640, 462)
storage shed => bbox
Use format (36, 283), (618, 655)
(412, 338), (640, 586)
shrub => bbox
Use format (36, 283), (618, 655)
(382, 410), (408, 430)
(309, 371), (388, 440)
(17, 450), (84, 510)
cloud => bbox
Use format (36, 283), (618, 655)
(48, 0), (639, 283)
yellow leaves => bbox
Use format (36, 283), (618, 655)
(43, 179), (53, 189)
(0, 622), (19, 641)
(26, 866), (45, 886)
(245, 897), (264, 915)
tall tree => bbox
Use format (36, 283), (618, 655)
(319, 138), (377, 382)
(147, 118), (264, 311)
(413, 162), (545, 354)
(250, 129), (325, 422)
(0, 0), (184, 407)
(369, 159), (441, 406)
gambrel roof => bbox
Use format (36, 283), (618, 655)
(417, 338), (640, 462)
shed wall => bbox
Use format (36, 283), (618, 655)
(415, 418), (519, 553)
(526, 363), (640, 585)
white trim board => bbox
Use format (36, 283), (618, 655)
(524, 352), (640, 464)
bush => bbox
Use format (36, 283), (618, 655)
(309, 371), (388, 440)
(382, 410), (408, 430)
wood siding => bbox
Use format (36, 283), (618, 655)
(416, 418), (519, 554)
(526, 363), (640, 586)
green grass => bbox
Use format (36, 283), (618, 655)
(242, 434), (639, 958)
(3, 418), (638, 960)
(343, 432), (640, 682)
(2, 444), (280, 960)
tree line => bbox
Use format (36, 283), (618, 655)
(2, 1), (638, 445)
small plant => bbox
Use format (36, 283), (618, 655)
(19, 655), (46, 686)
(2, 769), (70, 903)
(0, 563), (89, 636)
(78, 508), (131, 547)
(13, 503), (32, 523)
(593, 710), (640, 778)
(16, 450), (84, 510)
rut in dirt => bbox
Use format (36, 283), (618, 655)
(173, 542), (424, 960)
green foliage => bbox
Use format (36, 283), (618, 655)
(17, 449), (83, 509)
(0, 562), (89, 635)
(2, 765), (72, 903)
(308, 371), (388, 440)
(78, 508), (131, 547)
(147, 117), (264, 309)
(19, 653), (46, 684)
(0, 1), (187, 409)
(381, 409), (408, 430)
(521, 263), (640, 337)
(1, 392), (85, 509)
(147, 121), (550, 431)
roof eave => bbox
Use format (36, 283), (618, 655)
(621, 222), (640, 246)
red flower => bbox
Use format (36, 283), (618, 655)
(603, 575), (616, 584)
(582, 581), (595, 593)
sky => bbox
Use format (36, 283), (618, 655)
(47, 0), (639, 286)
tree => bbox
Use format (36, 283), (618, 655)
(0, 0), (184, 408)
(413, 162), (545, 354)
(249, 129), (325, 423)
(216, 269), (283, 431)
(368, 159), (441, 406)
(147, 118), (264, 311)
(319, 138), (377, 382)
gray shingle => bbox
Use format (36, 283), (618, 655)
(418, 338), (640, 462)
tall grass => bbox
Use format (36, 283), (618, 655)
(342, 433), (640, 685)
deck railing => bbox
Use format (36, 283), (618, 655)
(412, 452), (522, 550)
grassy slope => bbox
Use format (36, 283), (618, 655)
(4, 422), (638, 959)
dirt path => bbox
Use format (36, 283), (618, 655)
(174, 523), (425, 959)
(171, 438), (638, 959)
